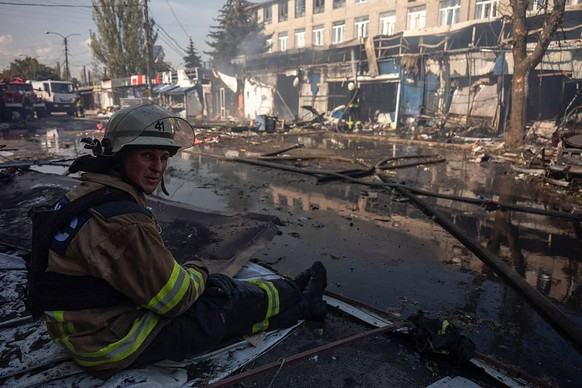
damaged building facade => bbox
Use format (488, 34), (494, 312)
(238, 0), (582, 134)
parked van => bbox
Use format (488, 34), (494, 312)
(30, 80), (77, 116)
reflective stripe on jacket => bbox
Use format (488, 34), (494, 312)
(43, 172), (208, 378)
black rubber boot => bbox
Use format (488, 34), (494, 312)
(301, 261), (328, 320)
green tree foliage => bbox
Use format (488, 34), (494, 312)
(183, 38), (202, 68)
(89, 0), (158, 78)
(0, 57), (60, 80)
(205, 0), (265, 72)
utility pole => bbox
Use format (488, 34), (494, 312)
(46, 31), (80, 81)
(144, 0), (154, 99)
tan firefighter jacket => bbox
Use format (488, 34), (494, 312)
(42, 172), (208, 379)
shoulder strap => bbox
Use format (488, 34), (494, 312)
(52, 187), (142, 230)
(26, 187), (146, 318)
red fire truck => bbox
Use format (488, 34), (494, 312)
(0, 77), (46, 122)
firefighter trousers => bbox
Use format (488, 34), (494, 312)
(132, 277), (303, 367)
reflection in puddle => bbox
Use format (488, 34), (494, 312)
(177, 138), (581, 318)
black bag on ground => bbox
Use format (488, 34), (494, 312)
(407, 310), (476, 366)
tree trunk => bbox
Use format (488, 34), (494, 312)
(506, 63), (529, 147)
(505, 0), (565, 148)
(506, 0), (529, 147)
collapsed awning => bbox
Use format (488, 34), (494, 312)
(167, 86), (197, 95)
(154, 84), (179, 94)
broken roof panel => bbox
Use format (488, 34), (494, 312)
(153, 83), (178, 93)
(449, 52), (496, 78)
(448, 83), (498, 119)
(168, 86), (197, 95)
(536, 50), (573, 72)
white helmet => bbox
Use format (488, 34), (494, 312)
(102, 104), (194, 156)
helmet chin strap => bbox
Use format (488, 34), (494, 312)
(160, 177), (170, 196)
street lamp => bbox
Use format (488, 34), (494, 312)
(45, 31), (80, 81)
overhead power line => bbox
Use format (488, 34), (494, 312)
(0, 1), (92, 6)
(163, 0), (189, 39)
(152, 16), (187, 56)
(0, 1), (139, 7)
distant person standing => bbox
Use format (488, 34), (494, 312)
(75, 96), (85, 117)
(345, 82), (362, 132)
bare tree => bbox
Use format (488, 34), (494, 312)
(505, 0), (565, 147)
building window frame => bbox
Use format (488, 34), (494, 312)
(295, 0), (306, 17)
(278, 32), (288, 51)
(278, 1), (289, 22)
(263, 4), (272, 24)
(333, 0), (346, 8)
(475, 0), (498, 19)
(313, 25), (325, 46)
(314, 0), (325, 14)
(527, 0), (547, 11)
(332, 21), (345, 44)
(266, 38), (273, 53)
(354, 16), (369, 38)
(407, 5), (426, 31)
(295, 28), (306, 48)
(379, 11), (396, 35)
(438, 0), (460, 26)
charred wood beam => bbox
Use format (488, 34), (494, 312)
(259, 143), (304, 157)
(208, 322), (406, 388)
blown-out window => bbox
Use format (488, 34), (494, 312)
(295, 0), (306, 17)
(278, 1), (288, 22)
(264, 5), (272, 24)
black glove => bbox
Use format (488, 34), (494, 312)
(205, 273), (236, 299)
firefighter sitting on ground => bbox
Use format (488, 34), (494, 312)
(345, 81), (362, 132)
(27, 103), (328, 380)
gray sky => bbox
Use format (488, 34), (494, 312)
(0, 0), (222, 78)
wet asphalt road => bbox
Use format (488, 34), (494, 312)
(2, 116), (582, 386)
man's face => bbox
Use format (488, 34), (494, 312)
(123, 148), (170, 194)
